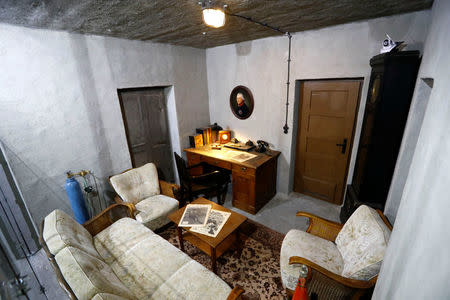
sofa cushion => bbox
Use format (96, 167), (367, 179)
(109, 234), (192, 299)
(55, 247), (132, 300)
(135, 195), (179, 231)
(110, 163), (160, 204)
(43, 209), (100, 259)
(94, 217), (154, 264)
(92, 293), (131, 300)
(335, 205), (391, 280)
(280, 229), (344, 290)
(150, 260), (231, 300)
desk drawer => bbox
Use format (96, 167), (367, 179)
(232, 164), (256, 176)
(186, 153), (201, 166)
(202, 156), (231, 170)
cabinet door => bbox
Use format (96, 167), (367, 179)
(232, 173), (255, 212)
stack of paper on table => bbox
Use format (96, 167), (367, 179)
(179, 204), (231, 237)
(190, 209), (231, 238)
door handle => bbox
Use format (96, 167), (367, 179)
(336, 139), (347, 154)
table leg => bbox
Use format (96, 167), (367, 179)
(211, 246), (217, 274)
(235, 228), (244, 258)
(177, 227), (185, 252)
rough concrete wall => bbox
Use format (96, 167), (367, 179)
(383, 77), (432, 223)
(0, 24), (210, 226)
(206, 11), (430, 194)
(373, 0), (450, 298)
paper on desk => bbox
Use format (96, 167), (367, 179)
(229, 152), (257, 163)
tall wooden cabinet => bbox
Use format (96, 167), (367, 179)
(340, 51), (421, 222)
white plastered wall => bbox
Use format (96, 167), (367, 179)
(374, 0), (450, 298)
(206, 11), (430, 194)
(0, 24), (210, 225)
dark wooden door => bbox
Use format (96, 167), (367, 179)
(294, 80), (361, 204)
(118, 88), (175, 181)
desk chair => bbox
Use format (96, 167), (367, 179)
(174, 152), (230, 205)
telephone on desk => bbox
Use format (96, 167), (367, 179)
(256, 140), (269, 153)
(223, 139), (270, 153)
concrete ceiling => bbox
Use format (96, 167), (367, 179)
(0, 0), (433, 48)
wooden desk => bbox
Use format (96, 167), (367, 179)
(184, 146), (280, 214)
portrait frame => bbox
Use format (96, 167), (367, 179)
(229, 85), (254, 120)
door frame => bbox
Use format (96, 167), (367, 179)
(116, 86), (179, 182)
(289, 77), (364, 205)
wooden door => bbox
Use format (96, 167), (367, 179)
(294, 80), (361, 204)
(118, 88), (175, 181)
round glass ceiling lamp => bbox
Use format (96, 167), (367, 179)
(202, 8), (225, 28)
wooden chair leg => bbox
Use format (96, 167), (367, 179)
(216, 185), (221, 204)
(187, 188), (193, 203)
(220, 183), (228, 205)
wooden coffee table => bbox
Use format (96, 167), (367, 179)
(168, 198), (247, 274)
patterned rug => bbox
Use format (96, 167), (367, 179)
(159, 220), (287, 299)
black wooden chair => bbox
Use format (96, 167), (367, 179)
(174, 152), (230, 206)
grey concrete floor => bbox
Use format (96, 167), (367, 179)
(20, 192), (340, 299)
(13, 249), (69, 300)
(223, 191), (341, 234)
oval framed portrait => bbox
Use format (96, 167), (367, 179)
(229, 85), (254, 120)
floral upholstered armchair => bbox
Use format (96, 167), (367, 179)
(280, 205), (392, 299)
(109, 163), (180, 231)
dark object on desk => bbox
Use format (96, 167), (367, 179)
(340, 51), (421, 222)
(174, 152), (230, 205)
(210, 122), (223, 131)
(230, 138), (239, 143)
(210, 123), (223, 144)
(211, 144), (222, 150)
(224, 142), (255, 152)
(255, 140), (269, 153)
(185, 146), (280, 214)
(189, 136), (195, 148)
(245, 140), (254, 147)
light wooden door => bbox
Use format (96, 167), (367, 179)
(119, 88), (175, 182)
(294, 80), (361, 204)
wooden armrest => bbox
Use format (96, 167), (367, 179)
(114, 194), (123, 204)
(227, 286), (245, 300)
(191, 170), (221, 180)
(376, 209), (393, 230)
(296, 211), (343, 241)
(289, 256), (377, 289)
(83, 203), (136, 236)
(159, 180), (181, 200)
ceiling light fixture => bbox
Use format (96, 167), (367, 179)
(199, 1), (292, 134)
(202, 8), (225, 28)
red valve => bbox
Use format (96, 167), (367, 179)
(292, 277), (308, 300)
